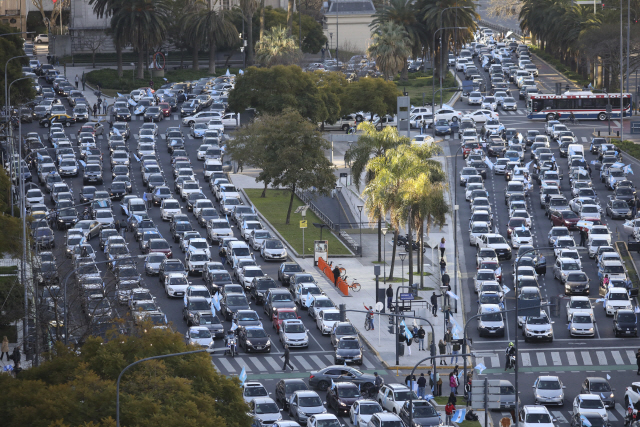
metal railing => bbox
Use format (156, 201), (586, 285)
(294, 187), (335, 229)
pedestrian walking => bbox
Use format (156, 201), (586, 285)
(75, 75), (79, 89)
(445, 399), (456, 425)
(119, 219), (127, 237)
(449, 372), (458, 395)
(282, 344), (294, 371)
(444, 329), (452, 355)
(417, 326), (426, 350)
(451, 341), (461, 365)
(332, 265), (341, 286)
(430, 291), (441, 317)
(417, 373), (427, 398)
(10, 345), (20, 366)
(93, 103), (98, 117)
(386, 284), (394, 310)
(439, 238), (446, 258)
(440, 257), (447, 275)
(219, 247), (227, 265)
(0, 336), (9, 361)
(579, 228), (586, 247)
(438, 339), (447, 365)
(636, 348), (640, 375)
(103, 101), (108, 115)
(81, 74), (86, 90)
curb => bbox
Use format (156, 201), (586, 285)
(449, 70), (464, 106)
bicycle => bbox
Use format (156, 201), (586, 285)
(364, 314), (373, 330)
(343, 275), (361, 292)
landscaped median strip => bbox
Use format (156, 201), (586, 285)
(243, 189), (350, 256)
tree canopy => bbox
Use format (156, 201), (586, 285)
(0, 324), (252, 427)
(0, 23), (35, 107)
(226, 109), (336, 223)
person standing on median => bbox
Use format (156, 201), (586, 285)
(417, 373), (427, 398)
(430, 291), (441, 317)
(417, 326), (426, 351)
(438, 339), (446, 365)
(386, 284), (394, 310)
(332, 265), (341, 286)
(439, 238), (446, 258)
(75, 75), (79, 89)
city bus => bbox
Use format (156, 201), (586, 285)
(526, 91), (632, 121)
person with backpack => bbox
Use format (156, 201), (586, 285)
(445, 400), (456, 425)
(451, 340), (461, 364)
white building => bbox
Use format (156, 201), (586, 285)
(323, 0), (375, 54)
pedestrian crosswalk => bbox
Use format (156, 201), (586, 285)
(126, 114), (182, 121)
(473, 347), (639, 371)
(458, 109), (527, 116)
(496, 403), (628, 424)
(210, 351), (378, 376)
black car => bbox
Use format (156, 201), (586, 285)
(109, 182), (127, 200)
(204, 269), (232, 294)
(590, 137), (607, 154)
(488, 141), (507, 157)
(326, 382), (362, 415)
(250, 277), (278, 305)
(334, 336), (363, 365)
(37, 261), (59, 286)
(525, 130), (540, 146)
(180, 99), (202, 117)
(171, 220), (194, 243)
(152, 186), (172, 206)
(399, 400), (441, 427)
(35, 227), (55, 249)
(278, 262), (304, 285)
(83, 163), (103, 185)
(192, 312), (225, 338)
(144, 106), (163, 122)
(79, 186), (97, 204)
(580, 377), (615, 408)
(197, 208), (219, 227)
(39, 114), (76, 128)
(613, 309), (637, 337)
(274, 378), (309, 409)
(56, 207), (78, 230)
(236, 325), (272, 353)
(114, 108), (132, 121)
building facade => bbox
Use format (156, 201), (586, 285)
(323, 0), (375, 54)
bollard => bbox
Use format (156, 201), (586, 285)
(617, 131), (620, 137)
(598, 130), (601, 136)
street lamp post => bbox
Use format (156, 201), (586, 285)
(357, 205), (363, 257)
(396, 252), (407, 366)
(431, 28), (465, 109)
(451, 144), (463, 313)
(7, 76), (31, 216)
(382, 227), (388, 284)
(335, 185), (342, 232)
(437, 8), (472, 106)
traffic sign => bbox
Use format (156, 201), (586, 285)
(399, 293), (414, 300)
(300, 220), (307, 228)
(606, 104), (613, 113)
(375, 302), (384, 312)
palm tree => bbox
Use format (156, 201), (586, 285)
(367, 21), (412, 80)
(422, 0), (478, 80)
(345, 122), (409, 262)
(401, 165), (448, 288)
(255, 26), (301, 67)
(88, 0), (125, 77)
(183, 0), (238, 73)
(371, 0), (428, 79)
(363, 144), (441, 280)
(287, 0), (295, 35)
(111, 0), (171, 79)
(238, 0), (259, 65)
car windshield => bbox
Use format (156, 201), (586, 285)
(359, 403), (383, 415)
(525, 414), (552, 423)
(481, 312), (502, 321)
(573, 315), (592, 324)
(609, 292), (629, 301)
(618, 313), (636, 322)
(169, 276), (188, 286)
(298, 395), (323, 407)
(188, 300), (210, 310)
(227, 295), (247, 305)
(477, 272), (495, 280)
(245, 386), (268, 397)
(265, 240), (284, 249)
(537, 379), (561, 390)
(603, 265), (624, 273)
(338, 339), (360, 349)
(190, 329), (211, 339)
(487, 237), (506, 244)
(246, 328), (267, 338)
(581, 398), (604, 409)
(324, 312), (340, 321)
(567, 273), (588, 281)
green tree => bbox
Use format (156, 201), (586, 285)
(111, 0), (172, 79)
(367, 21), (412, 80)
(0, 168), (24, 257)
(341, 77), (401, 121)
(310, 70), (349, 124)
(0, 23), (33, 106)
(89, 0), (125, 77)
(0, 324), (252, 427)
(345, 122), (409, 262)
(228, 65), (328, 121)
(254, 25), (301, 66)
(227, 109), (336, 224)
(238, 0), (260, 65)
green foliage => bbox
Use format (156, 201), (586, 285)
(310, 71), (349, 124)
(394, 72), (457, 106)
(228, 65), (328, 121)
(254, 25), (301, 66)
(0, 275), (23, 327)
(0, 168), (24, 257)
(341, 77), (401, 120)
(0, 23), (35, 106)
(0, 325), (252, 427)
(367, 21), (411, 80)
(226, 109), (336, 224)
(529, 46), (591, 87)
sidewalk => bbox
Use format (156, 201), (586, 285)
(229, 130), (467, 371)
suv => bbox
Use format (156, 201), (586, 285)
(519, 405), (555, 427)
(377, 384), (415, 413)
(523, 312), (554, 342)
(35, 34), (49, 43)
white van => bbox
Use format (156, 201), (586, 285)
(568, 144), (585, 158)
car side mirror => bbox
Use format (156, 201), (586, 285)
(562, 386), (567, 389)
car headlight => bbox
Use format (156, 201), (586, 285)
(610, 393), (614, 398)
(246, 340), (251, 345)
(167, 287), (174, 292)
(571, 327), (577, 331)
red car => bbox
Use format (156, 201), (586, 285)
(463, 142), (482, 158)
(549, 209), (580, 229)
(159, 102), (171, 117)
(271, 308), (299, 333)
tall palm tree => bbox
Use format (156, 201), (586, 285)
(363, 144), (441, 281)
(88, 0), (125, 77)
(371, 0), (428, 79)
(367, 21), (411, 80)
(184, 0), (238, 73)
(238, 0), (259, 65)
(111, 0), (171, 79)
(422, 0), (478, 79)
(345, 122), (409, 262)
(255, 25), (300, 66)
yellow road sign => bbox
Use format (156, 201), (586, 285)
(300, 220), (308, 228)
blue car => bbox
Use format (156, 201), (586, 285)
(434, 119), (451, 135)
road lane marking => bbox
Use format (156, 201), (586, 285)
(581, 351), (592, 365)
(626, 350), (636, 364)
(596, 351), (607, 365)
(567, 352), (577, 365)
(491, 354), (501, 368)
(293, 355), (313, 370)
(250, 358), (267, 371)
(521, 353), (531, 367)
(551, 352), (562, 365)
(536, 352), (547, 366)
(217, 358), (236, 372)
(612, 351), (624, 365)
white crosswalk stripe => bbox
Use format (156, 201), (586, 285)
(218, 358), (236, 373)
(551, 352), (562, 365)
(265, 356), (283, 371)
(521, 353), (531, 367)
(582, 137), (588, 142)
(536, 352), (547, 366)
(250, 358), (267, 372)
(626, 350), (636, 364)
(581, 351), (592, 365)
(490, 354), (501, 368)
(551, 411), (569, 424)
(294, 355), (313, 370)
(567, 351), (577, 365)
(476, 348), (640, 370)
(612, 350), (624, 365)
(608, 410), (618, 422)
(596, 351), (607, 365)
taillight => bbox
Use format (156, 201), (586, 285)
(309, 375), (315, 379)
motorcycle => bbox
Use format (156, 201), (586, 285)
(225, 334), (237, 357)
(505, 353), (516, 370)
(625, 408), (638, 426)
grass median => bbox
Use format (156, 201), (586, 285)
(244, 189), (351, 256)
(394, 71), (458, 106)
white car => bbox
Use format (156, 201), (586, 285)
(532, 376), (565, 406)
(164, 272), (189, 297)
(376, 383), (417, 414)
(238, 266), (264, 290)
(206, 119), (224, 133)
(572, 394), (607, 421)
(249, 230), (272, 250)
(603, 287), (632, 316)
(568, 310), (595, 337)
(26, 188), (45, 206)
(207, 218), (234, 244)
(579, 204), (601, 221)
(242, 381), (269, 404)
(279, 319), (309, 348)
(94, 209), (115, 227)
(566, 296), (593, 321)
(187, 238), (211, 259)
(350, 400), (384, 427)
(293, 283), (322, 308)
(464, 109), (499, 123)
(197, 144), (213, 160)
(184, 326), (214, 352)
(553, 236), (576, 258)
(160, 198), (182, 220)
(261, 238), (288, 261)
(181, 110), (222, 126)
(520, 405), (556, 427)
(467, 91), (483, 105)
(510, 228), (533, 248)
(308, 296), (335, 320)
(474, 269), (497, 293)
(434, 107), (463, 122)
(481, 96), (498, 111)
(316, 309), (340, 335)
(470, 221), (490, 246)
(476, 233), (512, 260)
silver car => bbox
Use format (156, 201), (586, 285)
(532, 376), (565, 405)
(288, 390), (326, 424)
(249, 397), (282, 425)
(501, 97), (517, 111)
(144, 253), (166, 275)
